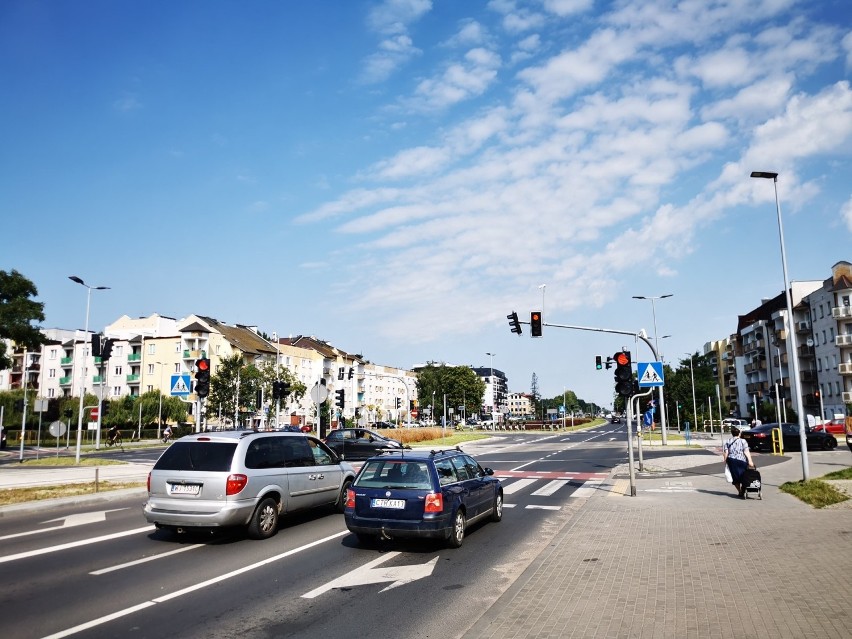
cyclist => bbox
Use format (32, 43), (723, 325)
(107, 424), (121, 446)
(162, 425), (173, 443)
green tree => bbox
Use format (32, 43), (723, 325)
(0, 270), (47, 370)
(415, 363), (485, 423)
(206, 355), (305, 426)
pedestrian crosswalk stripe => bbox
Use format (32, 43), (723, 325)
(501, 478), (537, 495)
(570, 479), (603, 498)
(530, 479), (570, 497)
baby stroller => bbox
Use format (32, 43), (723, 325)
(741, 466), (762, 499)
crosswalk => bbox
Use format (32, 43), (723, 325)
(495, 472), (608, 510)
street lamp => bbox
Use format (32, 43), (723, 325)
(486, 352), (496, 421)
(685, 353), (698, 432)
(156, 361), (165, 440)
(633, 294), (673, 445)
(69, 276), (110, 464)
(751, 171), (809, 481)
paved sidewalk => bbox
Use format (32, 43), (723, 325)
(465, 434), (852, 639)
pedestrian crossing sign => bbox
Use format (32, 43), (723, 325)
(637, 362), (664, 387)
(171, 374), (191, 396)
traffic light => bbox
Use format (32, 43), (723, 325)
(605, 357), (614, 369)
(410, 400), (415, 410)
(530, 311), (542, 337)
(814, 389), (820, 400)
(91, 333), (102, 357)
(338, 367), (344, 380)
(348, 367), (354, 380)
(195, 358), (211, 398)
(101, 402), (111, 418)
(396, 397), (401, 409)
(507, 311), (522, 336)
(335, 389), (345, 409)
(100, 339), (114, 360)
(596, 356), (602, 370)
(614, 351), (633, 397)
(280, 381), (290, 398)
(14, 399), (25, 411)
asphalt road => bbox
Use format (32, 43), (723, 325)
(0, 425), (628, 639)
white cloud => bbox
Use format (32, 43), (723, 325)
(842, 195), (852, 233)
(361, 0), (432, 83)
(406, 47), (501, 111)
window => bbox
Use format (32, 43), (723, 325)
(116, 345), (123, 356)
(148, 343), (156, 355)
(281, 438), (315, 467)
(49, 368), (56, 378)
(434, 459), (458, 485)
(308, 439), (334, 466)
(175, 342), (181, 352)
(114, 366), (122, 376)
(147, 364), (155, 375)
(113, 386), (121, 396)
(174, 363), (180, 373)
(451, 456), (471, 481)
(49, 348), (57, 360)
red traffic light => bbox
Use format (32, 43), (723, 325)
(196, 358), (210, 372)
(615, 352), (630, 366)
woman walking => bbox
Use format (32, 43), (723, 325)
(724, 426), (755, 498)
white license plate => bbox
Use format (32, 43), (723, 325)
(170, 483), (201, 495)
(371, 498), (405, 509)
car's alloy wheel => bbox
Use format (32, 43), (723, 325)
(248, 497), (279, 540)
(448, 509), (465, 548)
(336, 479), (353, 513)
(491, 492), (503, 522)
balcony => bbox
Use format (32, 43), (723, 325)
(183, 349), (205, 359)
(832, 306), (852, 319)
(60, 376), (72, 386)
(843, 391), (852, 403)
(93, 375), (103, 383)
(798, 345), (815, 358)
(127, 353), (142, 362)
(836, 334), (852, 346)
(839, 363), (852, 375)
(127, 374), (140, 382)
(727, 379), (738, 387)
(743, 340), (765, 354)
(796, 321), (811, 333)
(800, 370), (818, 382)
(61, 356), (73, 365)
(746, 382), (768, 394)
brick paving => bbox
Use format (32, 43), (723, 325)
(465, 440), (852, 639)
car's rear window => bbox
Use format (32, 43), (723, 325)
(154, 441), (237, 472)
(355, 460), (432, 489)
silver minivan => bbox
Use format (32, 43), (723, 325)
(143, 430), (356, 539)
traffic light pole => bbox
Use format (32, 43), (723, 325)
(537, 320), (668, 445)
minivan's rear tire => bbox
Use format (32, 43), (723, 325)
(335, 479), (353, 513)
(447, 509), (465, 548)
(248, 497), (279, 540)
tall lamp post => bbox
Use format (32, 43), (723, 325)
(750, 171), (809, 481)
(486, 352), (496, 421)
(685, 353), (698, 432)
(156, 361), (165, 440)
(69, 276), (109, 464)
(633, 294), (672, 444)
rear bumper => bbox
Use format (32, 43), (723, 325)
(143, 497), (258, 529)
(344, 512), (452, 540)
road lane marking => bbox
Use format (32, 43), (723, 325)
(570, 479), (603, 498)
(301, 551), (439, 598)
(501, 478), (537, 494)
(42, 531), (348, 638)
(0, 526), (154, 565)
(526, 505), (560, 510)
(530, 479), (570, 497)
(90, 543), (205, 575)
(0, 509), (128, 542)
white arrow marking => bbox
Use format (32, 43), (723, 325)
(301, 551), (439, 599)
(43, 509), (125, 528)
(0, 509), (128, 542)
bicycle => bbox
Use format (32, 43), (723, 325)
(106, 432), (124, 449)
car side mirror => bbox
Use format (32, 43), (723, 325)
(484, 468), (494, 476)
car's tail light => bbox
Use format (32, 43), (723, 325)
(226, 474), (248, 495)
(755, 433), (767, 438)
(424, 492), (443, 513)
(147, 471), (151, 493)
(346, 488), (356, 509)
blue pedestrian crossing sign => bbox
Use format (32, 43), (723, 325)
(170, 374), (192, 397)
(637, 362), (664, 387)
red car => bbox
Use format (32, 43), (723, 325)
(813, 418), (846, 435)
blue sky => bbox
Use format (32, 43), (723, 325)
(2, 0), (851, 408)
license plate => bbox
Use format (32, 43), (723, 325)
(371, 498), (405, 509)
(170, 483), (201, 495)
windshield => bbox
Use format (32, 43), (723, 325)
(355, 460), (432, 490)
(154, 442), (237, 472)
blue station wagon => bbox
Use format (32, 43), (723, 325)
(343, 447), (502, 548)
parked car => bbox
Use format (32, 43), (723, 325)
(740, 422), (838, 452)
(812, 418), (846, 435)
(722, 418), (749, 430)
(370, 421), (396, 429)
(323, 428), (406, 461)
(344, 447), (502, 548)
(143, 430), (356, 540)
